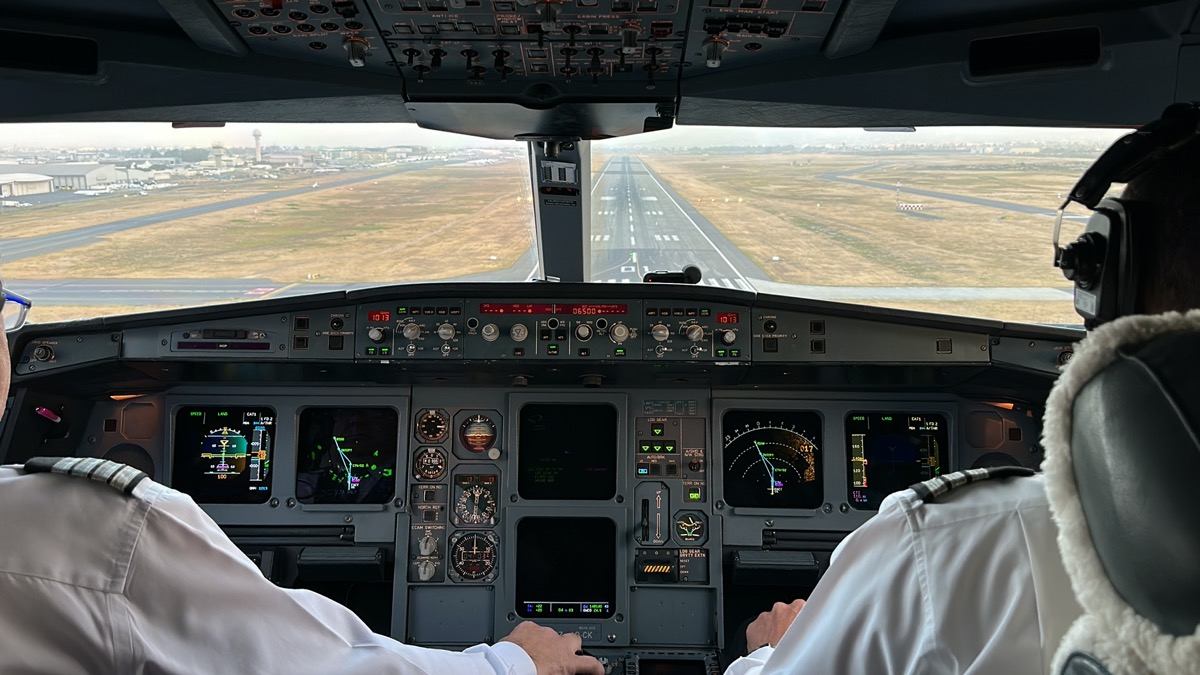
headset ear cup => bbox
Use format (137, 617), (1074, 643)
(1096, 198), (1141, 320)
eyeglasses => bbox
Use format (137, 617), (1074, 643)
(2, 288), (32, 332)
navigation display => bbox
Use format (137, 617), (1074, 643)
(518, 403), (618, 500)
(173, 406), (275, 504)
(516, 517), (616, 619)
(721, 410), (823, 509)
(846, 412), (949, 510)
(296, 407), (399, 504)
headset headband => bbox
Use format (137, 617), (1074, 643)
(1052, 103), (1200, 266)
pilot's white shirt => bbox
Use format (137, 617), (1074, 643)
(0, 465), (535, 675)
(725, 474), (1081, 675)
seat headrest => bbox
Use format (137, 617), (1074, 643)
(1044, 310), (1200, 673)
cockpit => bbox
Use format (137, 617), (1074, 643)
(1, 0), (1190, 671)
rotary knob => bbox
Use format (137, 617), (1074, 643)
(609, 323), (630, 343)
(437, 323), (456, 340)
(402, 323), (422, 340)
(510, 323), (529, 342)
(419, 535), (438, 555)
(575, 323), (593, 341)
(481, 323), (499, 342)
(417, 560), (437, 581)
(651, 324), (670, 342)
(720, 329), (737, 345)
(440, 343), (452, 355)
(367, 327), (388, 343)
(685, 325), (705, 342)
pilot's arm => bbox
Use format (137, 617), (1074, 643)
(724, 474), (1073, 675)
(122, 484), (540, 674)
(723, 497), (928, 675)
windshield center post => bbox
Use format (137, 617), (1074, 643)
(525, 138), (591, 282)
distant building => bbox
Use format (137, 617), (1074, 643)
(27, 163), (116, 189)
(0, 173), (53, 197)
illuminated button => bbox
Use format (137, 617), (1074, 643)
(381, 347), (391, 355)
(663, 442), (676, 453)
(547, 344), (559, 355)
(716, 349), (726, 357)
(699, 308), (710, 316)
(366, 347), (377, 356)
(615, 348), (626, 357)
(730, 349), (740, 358)
(688, 487), (703, 501)
(636, 463), (650, 476)
(651, 423), (665, 436)
(640, 443), (653, 453)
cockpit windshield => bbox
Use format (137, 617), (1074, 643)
(0, 123), (1125, 326)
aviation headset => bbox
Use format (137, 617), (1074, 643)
(1053, 102), (1200, 329)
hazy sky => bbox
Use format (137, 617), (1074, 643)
(0, 122), (1130, 150)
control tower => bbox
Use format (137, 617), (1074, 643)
(253, 128), (262, 163)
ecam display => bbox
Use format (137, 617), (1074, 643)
(517, 403), (618, 500)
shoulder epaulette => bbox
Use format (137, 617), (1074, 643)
(909, 466), (1036, 503)
(23, 457), (150, 496)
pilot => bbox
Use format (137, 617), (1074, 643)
(0, 284), (603, 674)
(724, 123), (1200, 675)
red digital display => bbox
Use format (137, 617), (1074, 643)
(480, 303), (556, 315)
(368, 310), (391, 322)
(478, 303), (628, 315)
(560, 304), (628, 315)
(717, 312), (740, 324)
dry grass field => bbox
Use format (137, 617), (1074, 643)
(4, 162), (534, 283)
(640, 153), (1094, 323)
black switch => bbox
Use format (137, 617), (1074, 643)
(328, 335), (345, 350)
(763, 337), (778, 353)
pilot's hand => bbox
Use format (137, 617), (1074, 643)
(500, 621), (605, 675)
(745, 599), (806, 653)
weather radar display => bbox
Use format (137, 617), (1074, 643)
(173, 406), (276, 504)
(722, 410), (823, 509)
(296, 407), (399, 504)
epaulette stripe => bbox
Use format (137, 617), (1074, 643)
(23, 456), (150, 496)
(910, 466), (1036, 503)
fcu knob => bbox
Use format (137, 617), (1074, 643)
(575, 323), (593, 341)
(651, 324), (670, 342)
(481, 323), (499, 342)
(510, 323), (529, 342)
(402, 323), (422, 340)
(437, 323), (456, 340)
(367, 327), (389, 343)
(720, 330), (737, 345)
(609, 323), (630, 343)
(684, 325), (705, 342)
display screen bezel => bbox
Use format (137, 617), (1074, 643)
(720, 409), (825, 510)
(295, 406), (400, 505)
(516, 402), (619, 501)
(171, 405), (277, 504)
(515, 516), (618, 619)
(844, 411), (950, 511)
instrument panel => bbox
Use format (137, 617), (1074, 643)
(1, 283), (1071, 668)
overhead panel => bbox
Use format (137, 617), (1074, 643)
(215, 0), (404, 77)
(685, 0), (842, 76)
(365, 0), (688, 99)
